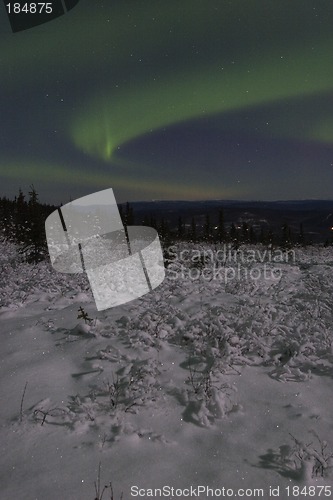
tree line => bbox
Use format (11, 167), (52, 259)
(0, 189), (330, 263)
(141, 210), (310, 249)
(0, 187), (56, 262)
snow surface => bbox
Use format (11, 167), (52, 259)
(0, 239), (333, 499)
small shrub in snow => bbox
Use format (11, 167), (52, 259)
(77, 306), (93, 324)
(104, 375), (122, 409)
(289, 431), (333, 479)
(184, 355), (238, 425)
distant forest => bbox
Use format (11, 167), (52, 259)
(0, 188), (332, 263)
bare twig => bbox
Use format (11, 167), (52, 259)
(33, 407), (66, 426)
(94, 462), (123, 500)
(20, 381), (28, 422)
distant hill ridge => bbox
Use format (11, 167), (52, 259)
(120, 199), (333, 243)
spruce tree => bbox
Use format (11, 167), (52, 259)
(229, 223), (237, 243)
(190, 216), (197, 242)
(203, 214), (211, 241)
(177, 216), (184, 240)
(14, 188), (28, 244)
(241, 222), (249, 243)
(249, 225), (256, 244)
(281, 223), (291, 248)
(217, 209), (225, 242)
(298, 223), (305, 246)
(24, 185), (45, 262)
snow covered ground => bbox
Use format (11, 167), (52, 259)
(0, 238), (333, 500)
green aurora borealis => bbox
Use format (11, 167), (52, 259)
(71, 41), (333, 160)
(0, 0), (333, 202)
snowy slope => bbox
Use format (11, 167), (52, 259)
(0, 239), (333, 500)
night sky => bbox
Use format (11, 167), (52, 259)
(0, 0), (333, 204)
